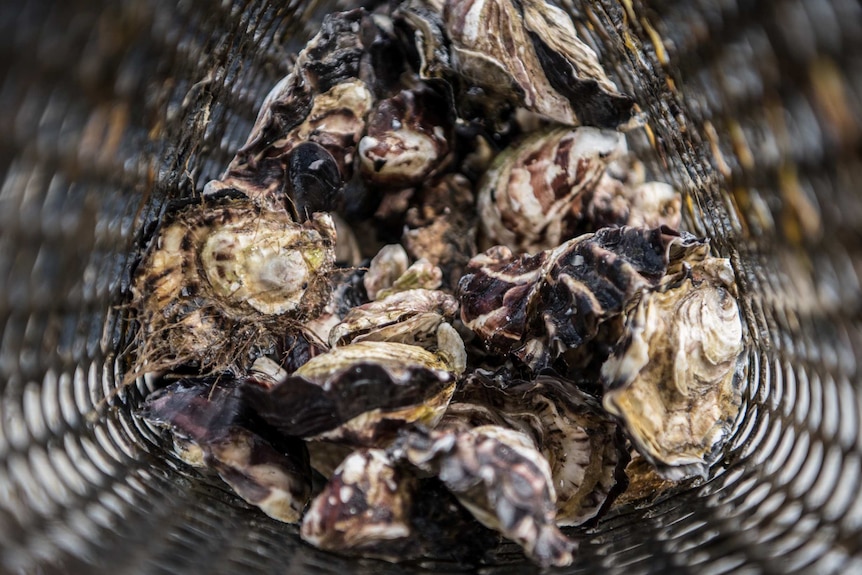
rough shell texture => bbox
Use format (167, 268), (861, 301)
(301, 449), (416, 558)
(329, 288), (458, 348)
(395, 424), (575, 567)
(402, 173), (477, 290)
(442, 0), (633, 127)
(448, 373), (628, 526)
(358, 83), (454, 188)
(130, 198), (336, 375)
(244, 341), (456, 446)
(602, 257), (746, 480)
(208, 9), (392, 210)
(139, 379), (312, 523)
(477, 127), (627, 253)
(458, 226), (708, 371)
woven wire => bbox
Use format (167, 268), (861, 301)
(1, 0), (861, 573)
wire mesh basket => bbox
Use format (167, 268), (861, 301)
(1, 0), (861, 573)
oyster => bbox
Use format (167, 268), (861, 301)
(442, 0), (633, 127)
(477, 127), (626, 253)
(363, 244), (409, 301)
(584, 173), (682, 232)
(602, 258), (746, 480)
(458, 226), (708, 371)
(244, 341), (457, 446)
(402, 173), (477, 290)
(302, 448), (503, 563)
(449, 373), (628, 526)
(394, 424), (575, 568)
(130, 198), (335, 375)
(358, 83), (454, 188)
(139, 378), (312, 523)
(206, 9), (391, 210)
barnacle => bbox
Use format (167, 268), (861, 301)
(602, 258), (746, 480)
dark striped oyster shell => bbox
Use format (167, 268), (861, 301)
(140, 378), (312, 523)
(458, 226), (708, 372)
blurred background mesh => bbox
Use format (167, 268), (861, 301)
(1, 0), (861, 573)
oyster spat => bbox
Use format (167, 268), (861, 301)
(130, 198), (336, 375)
(393, 424), (575, 568)
(358, 82), (455, 188)
(441, 0), (633, 127)
(302, 448), (503, 564)
(448, 373), (628, 526)
(244, 341), (457, 447)
(458, 226), (708, 372)
(139, 378), (312, 523)
(209, 9), (399, 210)
(402, 173), (477, 291)
(602, 257), (746, 481)
(477, 127), (626, 253)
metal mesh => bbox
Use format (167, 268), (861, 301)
(1, 0), (861, 572)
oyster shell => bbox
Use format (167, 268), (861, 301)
(442, 0), (633, 127)
(449, 373), (628, 526)
(139, 378), (312, 523)
(584, 173), (682, 233)
(206, 10), (388, 211)
(602, 257), (746, 480)
(363, 244), (409, 300)
(477, 127), (626, 253)
(402, 173), (477, 290)
(458, 226), (708, 371)
(394, 424), (575, 568)
(130, 198), (336, 375)
(302, 448), (503, 563)
(358, 83), (454, 188)
(244, 341), (457, 446)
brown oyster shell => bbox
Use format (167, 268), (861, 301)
(477, 127), (627, 253)
(206, 10), (390, 210)
(448, 373), (628, 526)
(130, 198), (335, 375)
(244, 341), (456, 447)
(458, 226), (708, 371)
(403, 173), (478, 291)
(358, 83), (454, 188)
(302, 449), (416, 556)
(394, 424), (575, 568)
(139, 378), (312, 523)
(602, 257), (746, 480)
(442, 0), (633, 127)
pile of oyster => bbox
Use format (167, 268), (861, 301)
(131, 0), (746, 568)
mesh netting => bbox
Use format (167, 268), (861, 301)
(1, 0), (861, 573)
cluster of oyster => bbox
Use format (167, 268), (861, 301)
(131, 0), (746, 568)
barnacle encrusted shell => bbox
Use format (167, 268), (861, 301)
(442, 0), (633, 126)
(358, 83), (454, 188)
(130, 199), (336, 374)
(139, 379), (312, 523)
(449, 373), (627, 526)
(458, 226), (708, 371)
(244, 341), (457, 446)
(394, 424), (575, 568)
(602, 257), (746, 480)
(477, 127), (626, 253)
